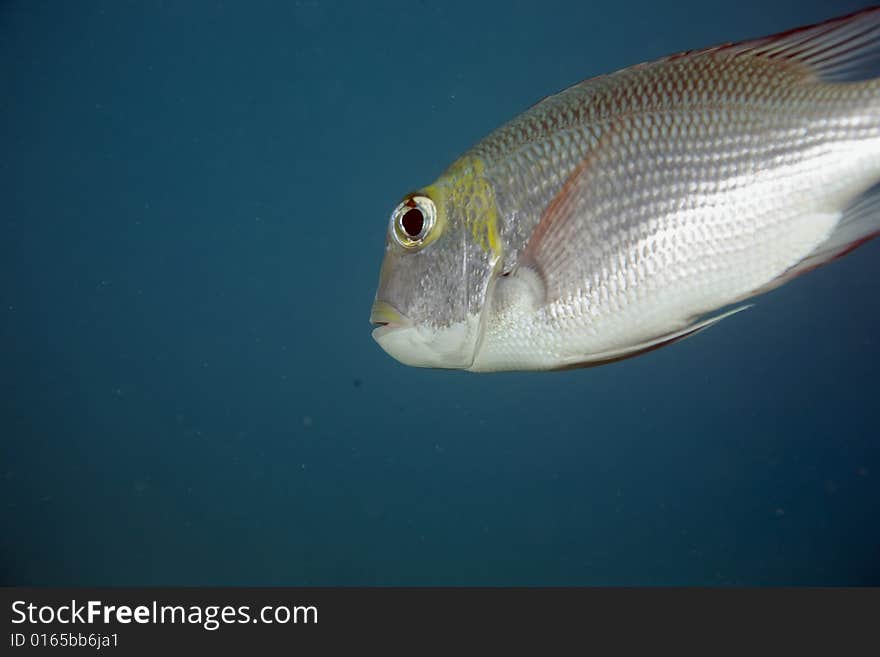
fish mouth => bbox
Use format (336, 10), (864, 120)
(370, 300), (411, 338)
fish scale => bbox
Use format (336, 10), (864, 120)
(483, 174), (870, 368)
(467, 53), (880, 369)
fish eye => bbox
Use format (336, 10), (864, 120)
(391, 195), (436, 249)
(401, 208), (424, 237)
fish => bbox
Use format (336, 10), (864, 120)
(370, 7), (880, 372)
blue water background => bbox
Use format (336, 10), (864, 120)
(2, 0), (879, 585)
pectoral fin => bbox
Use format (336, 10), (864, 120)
(517, 120), (626, 304)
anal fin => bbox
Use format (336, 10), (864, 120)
(553, 305), (752, 370)
(752, 183), (880, 296)
(797, 183), (880, 269)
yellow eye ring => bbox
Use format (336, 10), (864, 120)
(390, 195), (436, 249)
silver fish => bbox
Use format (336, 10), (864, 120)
(371, 8), (880, 372)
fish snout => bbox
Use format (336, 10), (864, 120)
(370, 300), (411, 337)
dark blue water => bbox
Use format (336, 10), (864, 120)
(3, 0), (879, 585)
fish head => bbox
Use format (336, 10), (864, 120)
(370, 156), (501, 369)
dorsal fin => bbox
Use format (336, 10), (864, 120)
(668, 7), (880, 81)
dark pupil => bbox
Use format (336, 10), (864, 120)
(401, 207), (424, 238)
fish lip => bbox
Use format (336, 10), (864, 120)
(371, 323), (400, 340)
(370, 300), (411, 338)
